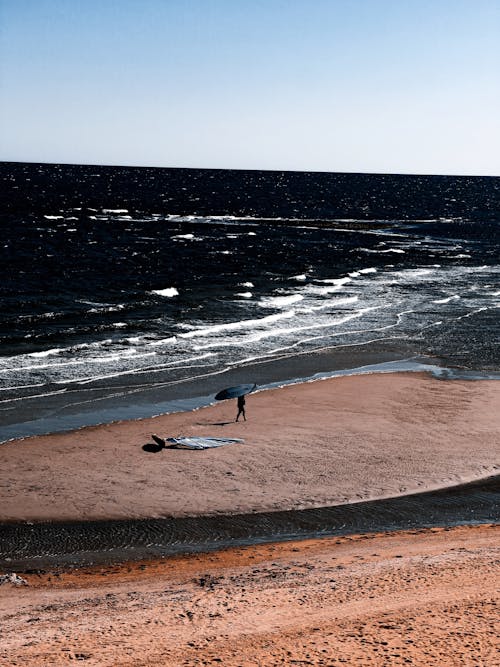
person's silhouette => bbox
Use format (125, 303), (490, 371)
(236, 394), (246, 421)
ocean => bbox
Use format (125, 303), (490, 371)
(1, 162), (499, 442)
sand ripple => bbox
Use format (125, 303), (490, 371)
(1, 475), (498, 570)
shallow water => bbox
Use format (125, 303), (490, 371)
(1, 475), (498, 571)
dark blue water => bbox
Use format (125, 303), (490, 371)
(1, 162), (499, 441)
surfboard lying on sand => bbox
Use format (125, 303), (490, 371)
(152, 434), (244, 450)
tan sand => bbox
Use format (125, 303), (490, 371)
(1, 372), (499, 522)
(0, 524), (498, 666)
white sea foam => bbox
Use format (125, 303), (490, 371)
(171, 233), (198, 240)
(292, 274), (307, 281)
(151, 287), (179, 297)
(359, 268), (377, 274)
(432, 295), (461, 304)
(179, 309), (296, 339)
(392, 269), (433, 279)
(162, 353), (216, 366)
(193, 307), (379, 351)
(236, 292), (253, 298)
(102, 208), (128, 214)
(0, 388), (69, 403)
(44, 215), (63, 220)
(259, 294), (304, 308)
(88, 304), (126, 314)
(309, 279), (352, 295)
(148, 336), (177, 347)
(69, 339), (113, 351)
(315, 277), (351, 286)
(58, 353), (218, 386)
(27, 348), (64, 357)
(219, 309), (385, 356)
(239, 282), (254, 287)
(1, 350), (157, 373)
(297, 296), (359, 313)
(359, 248), (406, 254)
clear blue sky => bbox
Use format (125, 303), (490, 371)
(1, 0), (499, 174)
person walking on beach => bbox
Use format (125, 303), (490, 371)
(236, 394), (246, 422)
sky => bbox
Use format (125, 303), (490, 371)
(1, 0), (499, 175)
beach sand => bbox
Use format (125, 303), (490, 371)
(1, 372), (499, 522)
(2, 372), (499, 665)
(1, 524), (498, 666)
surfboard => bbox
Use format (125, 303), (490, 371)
(166, 436), (244, 450)
(214, 383), (257, 400)
(151, 434), (244, 450)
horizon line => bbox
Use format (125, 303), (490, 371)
(2, 159), (499, 180)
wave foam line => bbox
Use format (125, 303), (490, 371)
(454, 306), (497, 321)
(315, 277), (352, 286)
(225, 334), (405, 369)
(226, 309), (419, 370)
(193, 307), (383, 351)
(297, 296), (359, 313)
(179, 309), (296, 339)
(0, 388), (68, 405)
(27, 348), (64, 358)
(223, 308), (412, 366)
(0, 351), (157, 373)
(151, 287), (179, 297)
(53, 353), (218, 386)
(432, 295), (461, 304)
(258, 294), (304, 308)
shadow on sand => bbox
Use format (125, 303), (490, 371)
(196, 421), (235, 427)
(142, 442), (164, 453)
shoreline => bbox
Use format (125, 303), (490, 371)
(1, 371), (499, 568)
(0, 357), (500, 445)
(3, 345), (499, 444)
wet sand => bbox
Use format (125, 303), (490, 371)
(1, 524), (498, 666)
(1, 474), (498, 569)
(1, 373), (499, 523)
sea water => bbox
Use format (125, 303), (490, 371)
(1, 163), (499, 441)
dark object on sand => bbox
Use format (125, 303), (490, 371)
(151, 434), (166, 448)
(236, 394), (246, 422)
(215, 383), (257, 401)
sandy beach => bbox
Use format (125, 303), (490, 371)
(1, 372), (499, 664)
(1, 372), (499, 523)
(1, 524), (498, 666)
